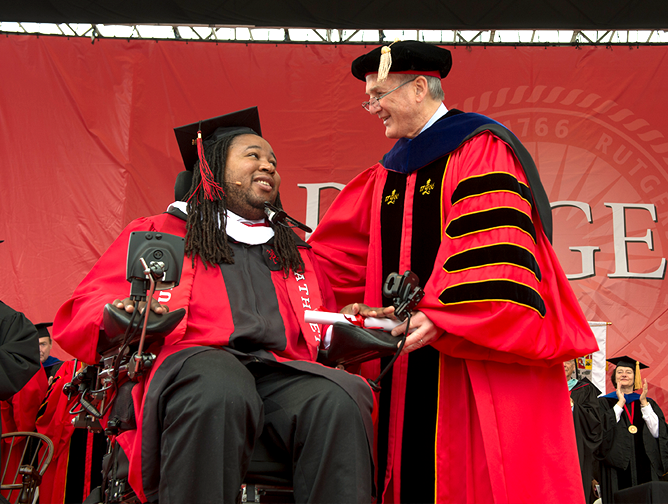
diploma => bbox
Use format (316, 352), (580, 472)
(304, 310), (400, 331)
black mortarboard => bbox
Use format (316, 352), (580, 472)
(173, 107), (262, 171)
(607, 356), (648, 369)
(608, 355), (648, 390)
(351, 40), (452, 82)
(35, 322), (53, 339)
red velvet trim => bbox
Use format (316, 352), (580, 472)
(83, 431), (94, 502)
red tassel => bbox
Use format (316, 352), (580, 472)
(192, 130), (225, 202)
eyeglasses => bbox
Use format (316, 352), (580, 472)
(362, 77), (418, 112)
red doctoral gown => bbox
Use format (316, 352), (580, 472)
(308, 113), (599, 503)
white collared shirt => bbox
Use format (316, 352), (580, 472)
(166, 201), (274, 245)
(419, 102), (448, 135)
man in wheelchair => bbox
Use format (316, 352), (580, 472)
(52, 108), (374, 504)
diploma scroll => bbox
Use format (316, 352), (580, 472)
(304, 310), (401, 331)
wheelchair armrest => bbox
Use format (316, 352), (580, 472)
(98, 303), (186, 356)
(317, 322), (399, 368)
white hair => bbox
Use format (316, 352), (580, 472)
(400, 74), (445, 101)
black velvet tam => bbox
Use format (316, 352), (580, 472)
(351, 41), (452, 81)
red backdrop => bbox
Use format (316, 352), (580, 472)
(2, 35), (668, 404)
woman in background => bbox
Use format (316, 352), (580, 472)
(596, 356), (668, 503)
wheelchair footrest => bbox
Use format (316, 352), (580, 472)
(242, 483), (295, 503)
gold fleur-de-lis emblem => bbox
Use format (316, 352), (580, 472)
(420, 178), (435, 195)
(385, 189), (399, 205)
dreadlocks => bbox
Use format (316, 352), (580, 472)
(183, 133), (304, 275)
(184, 135), (234, 268)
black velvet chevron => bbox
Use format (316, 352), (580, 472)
(443, 243), (542, 281)
(446, 207), (537, 242)
(439, 279), (546, 316)
(451, 172), (533, 206)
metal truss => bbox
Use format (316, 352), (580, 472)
(1, 23), (667, 45)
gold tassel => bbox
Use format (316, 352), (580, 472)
(377, 39), (400, 82)
(634, 360), (642, 390)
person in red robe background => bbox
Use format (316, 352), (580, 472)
(308, 40), (599, 503)
(34, 359), (107, 504)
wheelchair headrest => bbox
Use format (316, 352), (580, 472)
(174, 171), (193, 201)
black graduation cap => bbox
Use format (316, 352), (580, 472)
(173, 107), (262, 171)
(351, 40), (452, 81)
(608, 355), (648, 390)
(35, 322), (53, 339)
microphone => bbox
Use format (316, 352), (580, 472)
(264, 202), (313, 233)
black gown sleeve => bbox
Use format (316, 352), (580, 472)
(572, 382), (603, 453)
(0, 301), (41, 401)
(571, 381), (602, 502)
(644, 398), (668, 479)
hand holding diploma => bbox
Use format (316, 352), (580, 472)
(304, 306), (401, 331)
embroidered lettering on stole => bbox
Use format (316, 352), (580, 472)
(283, 252), (324, 360)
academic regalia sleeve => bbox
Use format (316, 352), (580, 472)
(2, 369), (48, 432)
(308, 165), (383, 310)
(0, 304), (41, 401)
(53, 218), (156, 364)
(417, 132), (596, 364)
(306, 248), (338, 313)
(645, 398), (668, 478)
(573, 382), (603, 456)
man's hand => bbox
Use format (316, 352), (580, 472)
(340, 303), (396, 319)
(339, 304), (441, 354)
(113, 297), (169, 315)
(391, 311), (441, 355)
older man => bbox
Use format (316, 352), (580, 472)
(308, 41), (599, 503)
(36, 322), (63, 379)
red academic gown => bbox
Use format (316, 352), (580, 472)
(308, 114), (599, 503)
(53, 211), (355, 502)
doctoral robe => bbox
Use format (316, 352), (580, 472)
(53, 209), (373, 502)
(308, 111), (599, 503)
(35, 360), (106, 504)
(597, 393), (668, 503)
